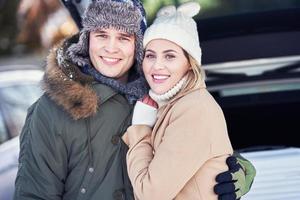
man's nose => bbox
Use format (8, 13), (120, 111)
(104, 38), (119, 53)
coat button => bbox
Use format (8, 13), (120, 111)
(89, 167), (94, 173)
(113, 189), (125, 200)
(111, 135), (120, 145)
(81, 188), (86, 194)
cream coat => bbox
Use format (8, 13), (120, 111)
(123, 84), (233, 200)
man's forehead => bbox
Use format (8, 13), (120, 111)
(94, 28), (134, 37)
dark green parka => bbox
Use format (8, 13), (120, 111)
(14, 43), (134, 200)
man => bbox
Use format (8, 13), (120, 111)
(14, 0), (255, 199)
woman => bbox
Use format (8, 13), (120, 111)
(122, 2), (236, 199)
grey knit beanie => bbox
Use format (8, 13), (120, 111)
(66, 0), (147, 73)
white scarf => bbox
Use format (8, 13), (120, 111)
(149, 75), (188, 107)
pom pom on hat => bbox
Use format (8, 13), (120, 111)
(177, 1), (200, 17)
(156, 5), (176, 17)
(144, 1), (202, 66)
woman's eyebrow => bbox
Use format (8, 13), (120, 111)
(163, 49), (178, 54)
(145, 49), (178, 54)
(145, 49), (155, 53)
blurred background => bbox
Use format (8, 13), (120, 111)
(0, 0), (77, 66)
(1, 0), (299, 65)
(0, 0), (300, 200)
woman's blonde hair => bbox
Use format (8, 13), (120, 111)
(182, 51), (206, 91)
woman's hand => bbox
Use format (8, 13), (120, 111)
(131, 95), (158, 127)
(140, 95), (158, 109)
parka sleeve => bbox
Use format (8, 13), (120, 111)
(126, 99), (230, 200)
(14, 99), (68, 200)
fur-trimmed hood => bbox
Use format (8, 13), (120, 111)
(43, 33), (148, 120)
(42, 38), (99, 120)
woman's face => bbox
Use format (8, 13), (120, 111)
(143, 39), (190, 94)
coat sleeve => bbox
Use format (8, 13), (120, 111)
(14, 98), (68, 200)
(126, 100), (229, 200)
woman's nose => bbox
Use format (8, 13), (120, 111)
(152, 58), (165, 70)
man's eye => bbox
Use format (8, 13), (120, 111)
(96, 34), (107, 38)
(120, 37), (130, 41)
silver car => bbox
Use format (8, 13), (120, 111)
(0, 65), (43, 200)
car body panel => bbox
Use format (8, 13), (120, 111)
(0, 66), (43, 200)
(0, 137), (19, 200)
(242, 148), (300, 200)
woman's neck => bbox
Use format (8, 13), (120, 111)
(149, 75), (188, 107)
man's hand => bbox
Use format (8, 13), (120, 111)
(214, 153), (256, 200)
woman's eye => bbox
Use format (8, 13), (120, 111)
(166, 54), (175, 60)
(145, 54), (155, 59)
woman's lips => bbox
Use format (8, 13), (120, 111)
(152, 74), (170, 83)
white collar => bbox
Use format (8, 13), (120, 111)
(149, 75), (187, 107)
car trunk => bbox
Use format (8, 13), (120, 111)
(198, 8), (300, 151)
(211, 89), (300, 150)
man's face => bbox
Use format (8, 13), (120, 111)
(89, 28), (135, 82)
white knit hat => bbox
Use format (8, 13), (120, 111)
(143, 1), (202, 66)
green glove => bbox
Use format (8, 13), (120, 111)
(233, 152), (256, 198)
(214, 152), (256, 200)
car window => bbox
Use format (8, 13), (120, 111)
(0, 111), (8, 144)
(0, 83), (42, 140)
